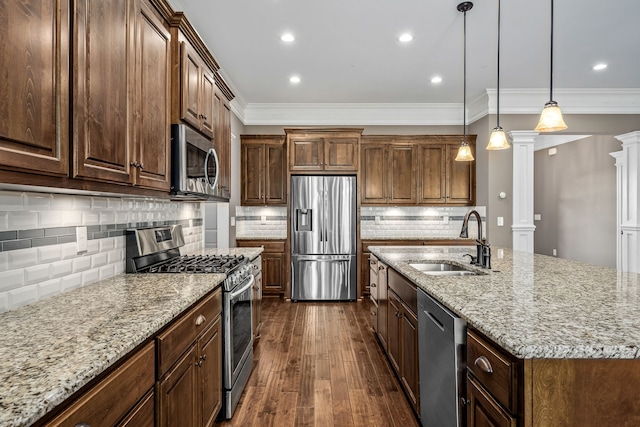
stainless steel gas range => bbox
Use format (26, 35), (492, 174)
(125, 225), (254, 420)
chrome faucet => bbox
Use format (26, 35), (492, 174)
(460, 210), (491, 268)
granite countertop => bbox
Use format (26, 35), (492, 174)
(370, 246), (640, 360)
(236, 237), (286, 241)
(362, 236), (474, 241)
(0, 247), (262, 427)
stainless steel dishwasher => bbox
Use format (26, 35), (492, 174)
(418, 288), (467, 426)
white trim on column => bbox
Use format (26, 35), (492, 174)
(610, 151), (624, 271)
(614, 131), (640, 273)
(509, 131), (538, 253)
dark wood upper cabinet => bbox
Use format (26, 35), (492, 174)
(214, 85), (232, 198)
(362, 135), (475, 206)
(72, 0), (135, 185)
(286, 129), (362, 172)
(0, 0), (69, 176)
(133, 0), (172, 190)
(73, 0), (171, 190)
(361, 142), (416, 204)
(179, 40), (214, 138)
(241, 135), (286, 205)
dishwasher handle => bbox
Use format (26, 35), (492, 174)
(425, 310), (445, 332)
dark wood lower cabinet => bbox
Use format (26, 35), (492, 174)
(158, 344), (199, 427)
(200, 317), (223, 427)
(119, 389), (155, 427)
(236, 240), (285, 296)
(386, 286), (419, 414)
(467, 375), (516, 427)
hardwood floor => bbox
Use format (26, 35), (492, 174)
(216, 297), (420, 427)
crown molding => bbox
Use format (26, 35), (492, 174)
(234, 88), (640, 126)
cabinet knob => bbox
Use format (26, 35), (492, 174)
(130, 161), (139, 168)
(195, 314), (207, 326)
(75, 424), (91, 427)
(370, 283), (376, 288)
(474, 356), (494, 374)
(138, 163), (144, 170)
(460, 397), (470, 406)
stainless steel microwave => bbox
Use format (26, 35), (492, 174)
(170, 124), (221, 200)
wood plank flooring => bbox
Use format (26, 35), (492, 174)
(216, 297), (420, 427)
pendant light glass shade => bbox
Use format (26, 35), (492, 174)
(455, 2), (474, 162)
(487, 126), (510, 150)
(536, 0), (568, 132)
(486, 0), (510, 151)
(535, 101), (568, 132)
(455, 142), (474, 161)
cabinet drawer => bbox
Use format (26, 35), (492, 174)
(46, 342), (155, 427)
(467, 329), (517, 412)
(157, 287), (222, 376)
(387, 268), (417, 314)
(237, 240), (285, 253)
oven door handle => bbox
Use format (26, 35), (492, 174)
(229, 274), (255, 299)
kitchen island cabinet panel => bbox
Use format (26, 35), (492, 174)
(467, 375), (515, 427)
(0, 0), (69, 177)
(158, 344), (199, 427)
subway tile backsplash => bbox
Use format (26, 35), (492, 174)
(0, 190), (204, 313)
(235, 206), (287, 239)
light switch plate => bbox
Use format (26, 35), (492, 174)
(76, 226), (88, 253)
(497, 217), (504, 226)
(534, 213), (542, 221)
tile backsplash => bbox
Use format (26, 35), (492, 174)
(361, 206), (486, 239)
(235, 206), (287, 239)
(0, 190), (203, 313)
(235, 205), (486, 241)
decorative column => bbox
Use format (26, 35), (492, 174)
(509, 131), (538, 253)
(609, 151), (624, 271)
(614, 131), (640, 273)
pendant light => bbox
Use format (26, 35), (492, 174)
(535, 0), (568, 132)
(455, 2), (474, 162)
(486, 0), (510, 150)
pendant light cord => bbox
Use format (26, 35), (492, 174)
(496, 0), (501, 127)
(463, 8), (467, 142)
(549, 0), (554, 102)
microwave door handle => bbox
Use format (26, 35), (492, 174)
(204, 148), (220, 190)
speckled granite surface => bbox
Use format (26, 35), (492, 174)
(370, 246), (640, 360)
(0, 247), (262, 427)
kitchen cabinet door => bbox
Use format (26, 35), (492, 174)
(201, 72), (215, 138)
(180, 40), (214, 139)
(418, 144), (447, 204)
(387, 290), (402, 373)
(241, 143), (265, 204)
(240, 136), (286, 205)
(72, 0), (135, 185)
(199, 317), (222, 427)
(324, 137), (359, 171)
(252, 269), (263, 341)
(263, 252), (284, 295)
(377, 262), (388, 351)
(467, 375), (516, 427)
(388, 144), (417, 204)
(0, 0), (69, 176)
(289, 137), (324, 171)
(446, 143), (475, 205)
(132, 0), (171, 190)
(158, 344), (199, 427)
(214, 86), (231, 198)
(361, 144), (387, 204)
(401, 305), (419, 411)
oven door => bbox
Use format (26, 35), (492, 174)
(224, 274), (254, 388)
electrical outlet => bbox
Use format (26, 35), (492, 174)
(534, 213), (542, 221)
(497, 216), (504, 226)
(76, 226), (88, 253)
(230, 217), (236, 227)
(375, 216), (381, 224)
(549, 148), (557, 156)
(260, 215), (267, 224)
(552, 249), (557, 256)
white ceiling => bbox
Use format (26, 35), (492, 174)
(167, 0), (640, 123)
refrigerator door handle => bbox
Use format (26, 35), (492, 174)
(293, 255), (352, 262)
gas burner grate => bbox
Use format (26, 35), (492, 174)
(147, 254), (246, 274)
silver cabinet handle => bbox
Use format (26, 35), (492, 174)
(195, 314), (206, 326)
(75, 424), (91, 427)
(474, 356), (494, 374)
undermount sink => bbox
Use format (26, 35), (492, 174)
(409, 262), (479, 276)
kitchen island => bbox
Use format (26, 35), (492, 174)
(370, 245), (640, 426)
(0, 247), (261, 427)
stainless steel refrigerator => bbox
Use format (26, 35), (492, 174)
(291, 175), (357, 301)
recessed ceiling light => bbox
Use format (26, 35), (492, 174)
(281, 33), (295, 42)
(431, 76), (443, 84)
(289, 76), (301, 84)
(398, 33), (413, 43)
(592, 63), (607, 71)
